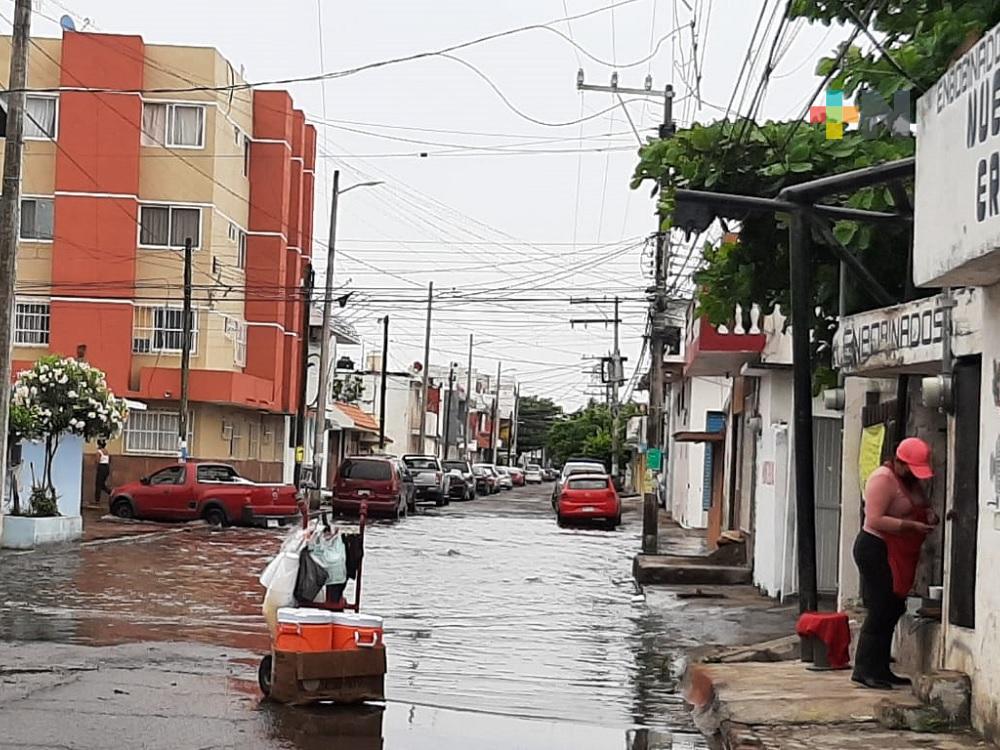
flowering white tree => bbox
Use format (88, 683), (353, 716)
(10, 356), (128, 512)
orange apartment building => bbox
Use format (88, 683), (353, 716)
(3, 31), (317, 485)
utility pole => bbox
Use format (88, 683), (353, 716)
(378, 315), (389, 450)
(0, 0), (33, 532)
(418, 281), (433, 453)
(465, 334), (473, 461)
(442, 362), (455, 460)
(310, 171), (381, 495)
(178, 237), (194, 462)
(570, 297), (624, 479)
(293, 263), (313, 486)
(509, 385), (520, 466)
(491, 361), (502, 465)
(312, 169), (341, 495)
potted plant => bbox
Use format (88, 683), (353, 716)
(2, 356), (127, 548)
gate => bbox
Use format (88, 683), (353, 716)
(813, 416), (843, 593)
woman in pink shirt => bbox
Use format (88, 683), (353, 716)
(852, 437), (938, 690)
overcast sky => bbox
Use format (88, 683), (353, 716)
(26, 0), (849, 411)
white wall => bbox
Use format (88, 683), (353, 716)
(668, 376), (729, 529)
(751, 371), (794, 597)
(942, 281), (1000, 742)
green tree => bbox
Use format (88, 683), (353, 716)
(515, 395), (563, 454)
(631, 0), (983, 388)
(546, 401), (639, 470)
(11, 356), (127, 513)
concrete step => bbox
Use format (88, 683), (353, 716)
(913, 671), (972, 727)
(633, 554), (752, 585)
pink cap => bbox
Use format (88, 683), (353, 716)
(896, 437), (933, 479)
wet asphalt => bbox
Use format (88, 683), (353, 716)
(0, 483), (795, 749)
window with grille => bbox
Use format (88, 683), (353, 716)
(234, 322), (247, 367)
(248, 422), (259, 461)
(124, 410), (192, 455)
(132, 306), (199, 354)
(141, 102), (205, 148)
(236, 230), (247, 270)
(243, 135), (251, 176)
(20, 198), (54, 240)
(139, 205), (201, 249)
(13, 301), (49, 345)
(229, 421), (243, 458)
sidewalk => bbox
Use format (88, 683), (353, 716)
(634, 514), (751, 585)
(684, 640), (994, 749)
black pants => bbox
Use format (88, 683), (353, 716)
(95, 464), (111, 504)
(853, 530), (906, 679)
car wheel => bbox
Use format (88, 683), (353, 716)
(407, 496), (417, 514)
(556, 513), (566, 528)
(258, 654), (273, 697)
(111, 497), (134, 520)
(203, 506), (228, 528)
(435, 496), (446, 507)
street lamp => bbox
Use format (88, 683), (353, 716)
(310, 171), (383, 499)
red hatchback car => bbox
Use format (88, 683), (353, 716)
(556, 474), (621, 530)
(333, 456), (412, 519)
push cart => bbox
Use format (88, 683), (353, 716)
(258, 499), (386, 706)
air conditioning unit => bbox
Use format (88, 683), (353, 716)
(221, 422), (233, 440)
(132, 338), (151, 353)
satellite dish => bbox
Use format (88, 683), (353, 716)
(59, 14), (76, 32)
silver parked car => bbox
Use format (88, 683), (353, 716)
(402, 454), (451, 507)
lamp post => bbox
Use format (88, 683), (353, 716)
(311, 172), (382, 502)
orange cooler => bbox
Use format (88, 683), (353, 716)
(275, 608), (336, 653)
(331, 612), (384, 650)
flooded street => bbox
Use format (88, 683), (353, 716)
(0, 486), (794, 749)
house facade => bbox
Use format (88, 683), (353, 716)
(4, 32), (316, 487)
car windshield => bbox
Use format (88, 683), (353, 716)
(472, 467), (486, 476)
(565, 464), (605, 476)
(528, 465), (541, 471)
(341, 459), (391, 481)
(568, 477), (610, 490)
(404, 457), (438, 470)
(443, 462), (468, 472)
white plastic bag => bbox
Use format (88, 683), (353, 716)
(259, 528), (306, 587)
(261, 528), (307, 635)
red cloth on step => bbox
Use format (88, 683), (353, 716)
(795, 611), (851, 669)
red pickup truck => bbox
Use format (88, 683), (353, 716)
(110, 462), (300, 528)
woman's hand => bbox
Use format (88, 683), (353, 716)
(905, 519), (935, 534)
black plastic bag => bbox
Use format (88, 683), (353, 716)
(294, 549), (328, 604)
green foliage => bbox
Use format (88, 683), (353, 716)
(790, 0), (1000, 102)
(330, 375), (364, 405)
(27, 484), (59, 518)
(546, 401), (639, 471)
(10, 356), (127, 501)
(515, 395), (563, 453)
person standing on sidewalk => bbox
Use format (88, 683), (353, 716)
(852, 437), (938, 690)
(94, 440), (112, 506)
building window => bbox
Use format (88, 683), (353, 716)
(19, 197), (53, 240)
(139, 205), (201, 249)
(243, 135), (251, 177)
(233, 124), (241, 146)
(133, 305), (199, 354)
(124, 410), (192, 455)
(141, 102), (205, 148)
(234, 321), (247, 367)
(13, 301), (49, 345)
(24, 95), (57, 139)
(237, 230), (247, 270)
(229, 421), (243, 458)
(228, 221), (237, 242)
(248, 422), (260, 461)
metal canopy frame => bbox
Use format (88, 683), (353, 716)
(672, 157), (915, 613)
